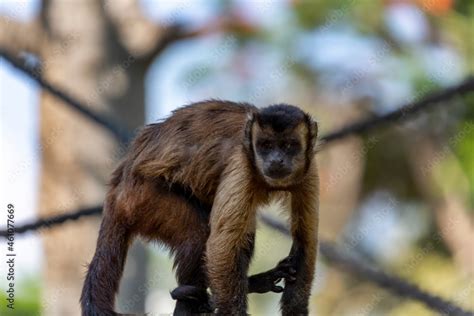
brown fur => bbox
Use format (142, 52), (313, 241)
(80, 100), (319, 316)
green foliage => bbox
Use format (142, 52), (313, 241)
(292, 0), (334, 29)
(454, 0), (474, 16)
(362, 134), (421, 200)
(0, 276), (40, 315)
(453, 118), (474, 209)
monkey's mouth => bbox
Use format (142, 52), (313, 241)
(264, 168), (292, 180)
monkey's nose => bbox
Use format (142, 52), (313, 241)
(271, 160), (284, 169)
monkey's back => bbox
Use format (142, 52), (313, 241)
(129, 100), (257, 203)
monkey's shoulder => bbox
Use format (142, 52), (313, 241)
(172, 99), (257, 115)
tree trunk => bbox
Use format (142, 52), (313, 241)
(36, 1), (147, 314)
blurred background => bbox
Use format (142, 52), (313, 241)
(0, 0), (472, 315)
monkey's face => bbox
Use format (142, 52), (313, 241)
(251, 122), (309, 188)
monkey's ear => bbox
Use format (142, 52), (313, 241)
(307, 117), (318, 153)
(244, 112), (256, 152)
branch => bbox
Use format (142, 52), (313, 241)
(148, 19), (256, 67)
(103, 0), (165, 57)
(104, 0), (257, 61)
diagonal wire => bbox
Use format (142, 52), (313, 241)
(0, 206), (102, 237)
(260, 215), (473, 316)
(0, 49), (132, 143)
(320, 77), (474, 144)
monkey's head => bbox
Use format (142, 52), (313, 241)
(245, 104), (318, 188)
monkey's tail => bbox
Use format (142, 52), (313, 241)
(80, 209), (130, 316)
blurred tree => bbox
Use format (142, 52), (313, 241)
(0, 0), (176, 314)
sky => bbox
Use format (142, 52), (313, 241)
(0, 0), (42, 283)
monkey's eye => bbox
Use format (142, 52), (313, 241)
(258, 140), (273, 151)
(283, 141), (300, 152)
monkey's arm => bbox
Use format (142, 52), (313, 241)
(206, 156), (257, 315)
(280, 165), (319, 316)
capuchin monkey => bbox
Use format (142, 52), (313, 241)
(80, 100), (319, 316)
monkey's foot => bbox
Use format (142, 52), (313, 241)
(170, 285), (214, 314)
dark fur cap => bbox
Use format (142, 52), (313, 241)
(256, 104), (307, 133)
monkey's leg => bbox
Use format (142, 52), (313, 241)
(143, 184), (213, 315)
(80, 208), (131, 316)
(172, 237), (213, 315)
(280, 176), (319, 316)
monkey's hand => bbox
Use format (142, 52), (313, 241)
(170, 257), (297, 308)
(248, 257), (297, 294)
